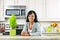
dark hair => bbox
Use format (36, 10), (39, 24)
(26, 10), (38, 22)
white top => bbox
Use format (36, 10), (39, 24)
(28, 28), (32, 33)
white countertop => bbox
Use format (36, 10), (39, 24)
(0, 32), (60, 39)
(0, 35), (60, 39)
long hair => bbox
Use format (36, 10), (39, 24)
(26, 10), (38, 22)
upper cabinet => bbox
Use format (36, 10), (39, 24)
(0, 0), (5, 21)
(4, 0), (27, 5)
(4, 0), (15, 6)
(4, 0), (15, 9)
(4, 0), (45, 19)
(3, 0), (60, 21)
(16, 0), (27, 5)
(56, 0), (60, 18)
(46, 0), (57, 19)
(26, 0), (45, 19)
(44, 0), (60, 21)
(27, 0), (60, 21)
(46, 0), (60, 18)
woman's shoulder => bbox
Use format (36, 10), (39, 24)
(34, 22), (41, 28)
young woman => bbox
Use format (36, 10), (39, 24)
(21, 10), (44, 36)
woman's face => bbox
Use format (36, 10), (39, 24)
(28, 13), (35, 22)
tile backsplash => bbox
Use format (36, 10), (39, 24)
(40, 21), (60, 32)
(1, 19), (60, 33)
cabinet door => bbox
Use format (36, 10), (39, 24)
(0, 0), (5, 21)
(56, 0), (60, 18)
(16, 0), (27, 5)
(27, 0), (45, 19)
(4, 0), (15, 17)
(46, 0), (57, 19)
(4, 0), (15, 6)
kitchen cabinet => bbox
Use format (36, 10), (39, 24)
(0, 0), (5, 21)
(27, 0), (60, 21)
(46, 0), (57, 19)
(56, 0), (60, 18)
(4, 0), (15, 9)
(4, 0), (16, 19)
(45, 0), (60, 21)
(16, 0), (60, 21)
(27, 0), (46, 19)
(4, 0), (60, 21)
(16, 0), (27, 5)
(4, 0), (27, 5)
(4, 0), (15, 6)
(29, 0), (60, 21)
(4, 0), (27, 6)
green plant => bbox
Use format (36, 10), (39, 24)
(9, 13), (17, 29)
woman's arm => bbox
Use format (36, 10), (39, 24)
(21, 22), (28, 36)
(22, 22), (28, 32)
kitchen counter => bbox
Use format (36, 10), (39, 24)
(0, 35), (60, 40)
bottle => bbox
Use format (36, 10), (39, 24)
(47, 26), (51, 32)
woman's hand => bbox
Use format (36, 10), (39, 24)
(21, 32), (30, 36)
(21, 32), (25, 36)
(25, 32), (30, 36)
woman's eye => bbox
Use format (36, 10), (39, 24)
(32, 16), (33, 17)
(28, 15), (34, 17)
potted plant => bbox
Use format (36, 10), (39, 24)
(9, 13), (17, 36)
